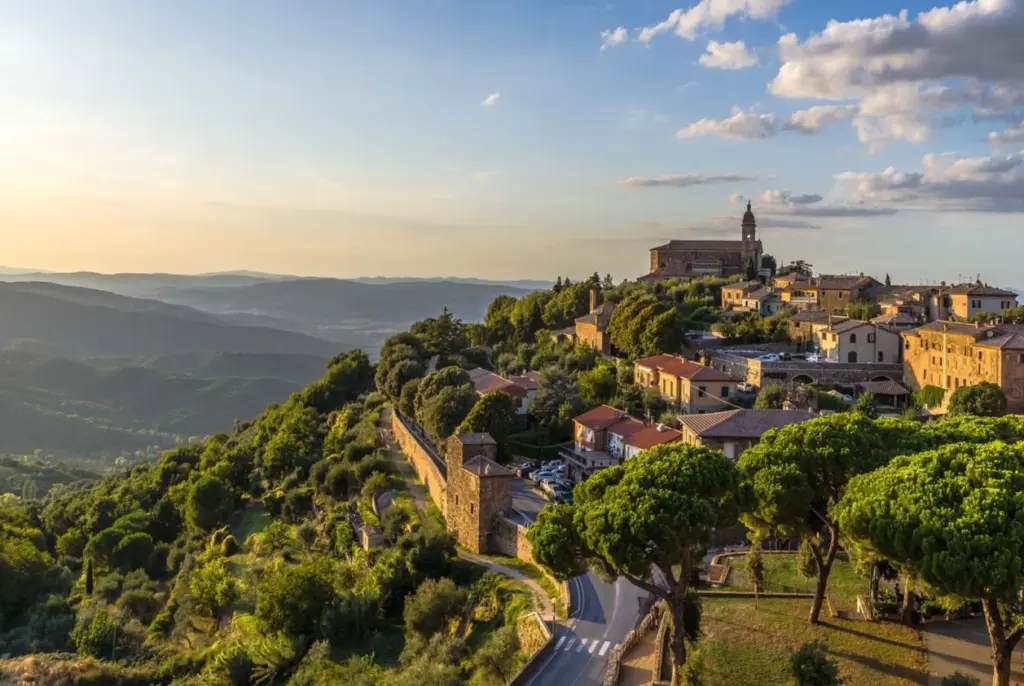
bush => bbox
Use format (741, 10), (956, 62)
(361, 473), (391, 498)
(71, 608), (132, 659)
(948, 382), (1008, 417)
(256, 557), (337, 638)
(404, 578), (467, 638)
(382, 507), (409, 542)
(470, 624), (520, 683)
(220, 535), (240, 557)
(186, 476), (234, 531)
(755, 385), (786, 410)
(117, 588), (161, 625)
(790, 640), (844, 686)
(296, 521), (318, 547)
(941, 674), (981, 686)
(326, 463), (355, 501)
(282, 488), (314, 523)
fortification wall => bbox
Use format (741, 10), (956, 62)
(390, 411), (447, 517)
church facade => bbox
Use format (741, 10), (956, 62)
(640, 203), (763, 283)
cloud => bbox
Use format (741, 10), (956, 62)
(785, 105), (859, 134)
(756, 189), (897, 217)
(698, 40), (758, 70)
(835, 151), (1024, 212)
(600, 26), (628, 50)
(635, 0), (792, 43)
(988, 123), (1024, 149)
(676, 107), (779, 140)
(480, 92), (501, 107)
(728, 193), (745, 204)
(616, 173), (758, 188)
(764, 0), (1024, 148)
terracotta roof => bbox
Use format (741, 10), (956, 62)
(508, 371), (541, 391)
(975, 327), (1024, 350)
(625, 425), (682, 450)
(947, 283), (1017, 297)
(654, 239), (748, 251)
(872, 312), (918, 326)
(574, 302), (616, 326)
(607, 416), (647, 439)
(462, 455), (512, 478)
(723, 280), (762, 293)
(453, 433), (497, 446)
(858, 380), (910, 396)
(634, 355), (734, 381)
(679, 409), (815, 439)
(471, 371), (528, 398)
(574, 404), (632, 431)
(825, 319), (873, 334)
(913, 321), (997, 338)
(789, 311), (833, 323)
(467, 367), (492, 380)
(816, 275), (879, 290)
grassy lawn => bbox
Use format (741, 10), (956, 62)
(723, 553), (864, 605)
(699, 597), (927, 686)
(228, 502), (270, 544)
(472, 552), (568, 619)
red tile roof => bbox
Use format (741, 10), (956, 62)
(607, 416), (647, 439)
(679, 409), (815, 439)
(625, 425), (682, 450)
(574, 404), (633, 431)
(634, 355), (735, 382)
(508, 371), (541, 391)
(471, 370), (529, 398)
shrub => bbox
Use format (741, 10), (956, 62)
(71, 608), (126, 659)
(186, 476), (234, 531)
(403, 578), (467, 638)
(790, 640), (844, 686)
(940, 674), (981, 686)
(117, 589), (161, 625)
(296, 521), (318, 548)
(256, 557), (337, 638)
(382, 508), (409, 542)
(282, 489), (313, 524)
(745, 541), (765, 593)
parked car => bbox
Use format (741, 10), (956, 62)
(543, 460), (565, 470)
(737, 382), (756, 393)
(517, 465), (536, 479)
(756, 353), (781, 362)
(805, 353), (823, 363)
(532, 470), (556, 482)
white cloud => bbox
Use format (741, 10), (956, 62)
(480, 92), (501, 107)
(636, 0), (792, 43)
(988, 123), (1024, 149)
(760, 190), (822, 206)
(698, 40), (758, 70)
(616, 173), (758, 188)
(836, 151), (1024, 212)
(600, 26), (628, 50)
(764, 0), (1024, 148)
(676, 107), (779, 140)
(728, 192), (745, 204)
(757, 189), (897, 217)
(785, 105), (859, 134)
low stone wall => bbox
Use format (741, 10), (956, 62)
(604, 601), (666, 686)
(493, 515), (572, 616)
(391, 410), (447, 516)
(506, 612), (554, 686)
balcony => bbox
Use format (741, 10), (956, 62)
(560, 446), (619, 483)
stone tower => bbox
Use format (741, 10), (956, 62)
(741, 201), (761, 273)
(445, 433), (512, 554)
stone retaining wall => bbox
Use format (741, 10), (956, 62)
(506, 612), (554, 686)
(493, 514), (572, 615)
(604, 601), (665, 686)
(391, 410), (447, 516)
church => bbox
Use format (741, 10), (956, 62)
(639, 202), (763, 283)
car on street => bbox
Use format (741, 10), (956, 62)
(805, 353), (823, 363)
(756, 353), (781, 362)
(531, 470), (556, 482)
(737, 382), (756, 393)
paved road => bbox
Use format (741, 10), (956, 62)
(512, 477), (650, 686)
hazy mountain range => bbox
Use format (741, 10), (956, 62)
(0, 271), (537, 463)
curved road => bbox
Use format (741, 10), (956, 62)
(512, 479), (650, 686)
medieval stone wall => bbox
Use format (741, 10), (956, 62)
(708, 351), (902, 389)
(390, 410), (447, 517)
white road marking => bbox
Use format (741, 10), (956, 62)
(563, 638), (576, 652)
(576, 639), (587, 652)
(599, 641), (611, 656)
(555, 637), (565, 650)
(588, 641), (598, 654)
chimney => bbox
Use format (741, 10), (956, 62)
(589, 289), (598, 313)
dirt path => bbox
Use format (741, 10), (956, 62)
(616, 629), (659, 686)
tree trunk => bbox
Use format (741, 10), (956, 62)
(993, 654), (1012, 686)
(868, 564), (881, 620)
(808, 529), (838, 625)
(900, 572), (914, 627)
(668, 598), (688, 682)
(982, 597), (1018, 686)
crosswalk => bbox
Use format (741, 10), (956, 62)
(553, 636), (618, 657)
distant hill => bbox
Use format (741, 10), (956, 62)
(0, 349), (310, 457)
(0, 282), (340, 359)
(349, 276), (551, 290)
(130, 351), (329, 385)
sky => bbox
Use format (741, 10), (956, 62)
(2, 0), (1024, 285)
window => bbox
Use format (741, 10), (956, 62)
(455, 495), (460, 506)
(721, 386), (730, 398)
(878, 351), (884, 362)
(947, 375), (952, 387)
(923, 370), (928, 380)
(847, 351), (858, 363)
(698, 385), (707, 396)
(849, 333), (857, 344)
(979, 351), (983, 361)
(1020, 353), (1024, 364)
(867, 333), (876, 343)
(470, 503), (475, 515)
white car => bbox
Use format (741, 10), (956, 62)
(805, 353), (823, 363)
(756, 354), (781, 363)
(737, 382), (756, 393)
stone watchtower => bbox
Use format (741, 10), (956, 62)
(741, 201), (762, 273)
(445, 433), (512, 554)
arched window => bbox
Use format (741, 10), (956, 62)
(849, 333), (857, 344)
(848, 351), (858, 363)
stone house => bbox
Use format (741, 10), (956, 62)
(574, 290), (616, 354)
(678, 409), (815, 460)
(871, 312), (920, 331)
(721, 280), (763, 309)
(467, 368), (539, 415)
(817, 319), (903, 364)
(788, 311), (845, 349)
(563, 404), (680, 483)
(640, 203), (762, 283)
(946, 283), (1018, 320)
(445, 433), (512, 554)
(739, 287), (784, 316)
(634, 355), (739, 414)
(894, 282), (1018, 322)
(902, 321), (1024, 414)
(815, 274), (883, 313)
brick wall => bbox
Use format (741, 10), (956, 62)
(390, 411), (447, 516)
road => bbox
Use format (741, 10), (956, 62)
(512, 477), (650, 686)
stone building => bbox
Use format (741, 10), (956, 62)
(634, 354), (739, 413)
(888, 282), (1018, 322)
(445, 433), (512, 554)
(574, 289), (616, 354)
(817, 319), (903, 364)
(778, 274), (882, 313)
(640, 203), (762, 283)
(678, 409), (814, 459)
(901, 321), (1024, 413)
(563, 404), (680, 483)
(721, 280), (763, 309)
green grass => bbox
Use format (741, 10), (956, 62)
(722, 553), (864, 604)
(471, 552), (568, 619)
(698, 597), (927, 686)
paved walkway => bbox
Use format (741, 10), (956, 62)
(617, 628), (659, 686)
(925, 617), (1024, 685)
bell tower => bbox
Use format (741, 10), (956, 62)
(741, 201), (756, 244)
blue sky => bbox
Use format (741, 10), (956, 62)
(1, 0), (1023, 285)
